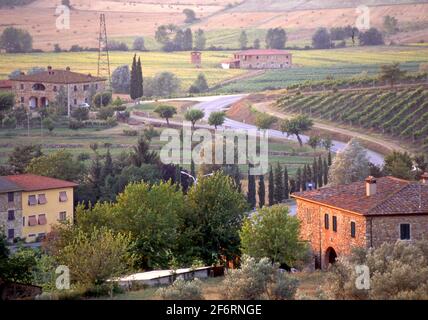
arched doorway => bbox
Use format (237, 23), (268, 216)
(325, 247), (337, 265)
(40, 97), (48, 107)
(29, 97), (38, 109)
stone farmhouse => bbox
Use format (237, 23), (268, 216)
(221, 49), (292, 69)
(11, 66), (106, 115)
(292, 174), (428, 269)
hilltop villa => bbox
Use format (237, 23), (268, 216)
(11, 66), (106, 114)
(221, 49), (293, 69)
(292, 174), (428, 269)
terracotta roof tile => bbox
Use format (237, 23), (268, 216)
(4, 174), (77, 192)
(292, 177), (428, 216)
(0, 80), (13, 89)
(12, 69), (105, 84)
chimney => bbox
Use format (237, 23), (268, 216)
(421, 172), (428, 184)
(66, 67), (70, 71)
(365, 176), (377, 196)
(47, 66), (52, 75)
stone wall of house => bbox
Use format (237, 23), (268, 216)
(296, 199), (368, 269)
(0, 192), (23, 242)
(236, 54), (292, 69)
(369, 215), (428, 247)
(13, 81), (105, 109)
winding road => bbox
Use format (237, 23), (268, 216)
(132, 95), (386, 165)
(191, 95), (386, 166)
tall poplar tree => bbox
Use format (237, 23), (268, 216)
(273, 163), (283, 204)
(136, 56), (144, 98)
(130, 54), (138, 99)
(247, 165), (256, 209)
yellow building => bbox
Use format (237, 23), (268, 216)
(1, 174), (77, 243)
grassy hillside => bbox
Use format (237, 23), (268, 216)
(275, 86), (428, 151)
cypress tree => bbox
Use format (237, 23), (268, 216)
(318, 156), (323, 187)
(307, 164), (312, 189)
(274, 163), (283, 203)
(283, 165), (289, 200)
(183, 28), (193, 51)
(323, 158), (329, 185)
(289, 178), (296, 194)
(233, 165), (242, 193)
(130, 54), (137, 99)
(137, 56), (143, 98)
(302, 165), (307, 191)
(312, 158), (318, 189)
(258, 175), (265, 208)
(296, 167), (302, 192)
(190, 159), (195, 185)
(268, 165), (274, 206)
(101, 148), (113, 182)
(175, 164), (182, 186)
(328, 150), (332, 166)
(247, 164), (256, 209)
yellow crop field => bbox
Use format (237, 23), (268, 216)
(0, 51), (245, 89)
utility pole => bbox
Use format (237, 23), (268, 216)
(97, 13), (111, 88)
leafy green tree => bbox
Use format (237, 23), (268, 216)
(328, 139), (369, 186)
(0, 27), (32, 53)
(42, 117), (55, 133)
(152, 72), (180, 97)
(359, 27), (384, 46)
(194, 29), (206, 50)
(112, 65), (131, 94)
(266, 28), (287, 49)
(0, 92), (15, 114)
(379, 62), (406, 88)
(268, 165), (274, 206)
(93, 92), (112, 108)
(383, 15), (399, 34)
(322, 136), (333, 151)
(280, 115), (313, 147)
(183, 8), (198, 23)
(258, 175), (265, 208)
(8, 144), (43, 173)
(154, 105), (177, 126)
(0, 247), (37, 284)
(255, 113), (277, 130)
(183, 172), (248, 264)
(71, 107), (89, 121)
(239, 30), (248, 49)
(26, 149), (84, 181)
(247, 165), (256, 209)
(185, 109), (205, 130)
(208, 111), (225, 129)
(383, 151), (414, 180)
(189, 73), (209, 93)
(240, 205), (307, 266)
(307, 135), (321, 150)
(54, 225), (135, 288)
(312, 28), (331, 49)
(133, 37), (146, 51)
(253, 38), (261, 49)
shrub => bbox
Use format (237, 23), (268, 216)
(97, 107), (115, 120)
(71, 107), (89, 121)
(69, 119), (85, 130)
(106, 116), (118, 127)
(123, 129), (138, 137)
(2, 115), (16, 129)
(157, 278), (203, 300)
(93, 92), (112, 108)
(77, 152), (91, 161)
(325, 240), (428, 300)
(42, 117), (55, 132)
(222, 255), (298, 300)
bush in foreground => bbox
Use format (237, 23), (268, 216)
(222, 255), (298, 300)
(157, 278), (203, 300)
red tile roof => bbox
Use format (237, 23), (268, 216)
(292, 176), (428, 216)
(4, 174), (77, 192)
(12, 69), (105, 84)
(235, 49), (291, 56)
(0, 80), (13, 89)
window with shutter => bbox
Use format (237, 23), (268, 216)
(351, 222), (356, 238)
(7, 210), (15, 221)
(28, 215), (37, 226)
(28, 195), (37, 206)
(38, 214), (47, 225)
(8, 192), (14, 202)
(38, 194), (47, 205)
(324, 214), (329, 229)
(332, 216), (337, 232)
(59, 191), (68, 202)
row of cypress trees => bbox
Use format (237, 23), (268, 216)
(246, 152), (332, 209)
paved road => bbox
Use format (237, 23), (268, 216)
(192, 96), (385, 166)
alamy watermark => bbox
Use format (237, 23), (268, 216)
(160, 124), (269, 175)
(355, 264), (370, 290)
(55, 5), (70, 30)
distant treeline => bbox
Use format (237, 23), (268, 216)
(0, 0), (35, 8)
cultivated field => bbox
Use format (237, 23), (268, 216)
(0, 51), (245, 90)
(2, 0), (428, 51)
